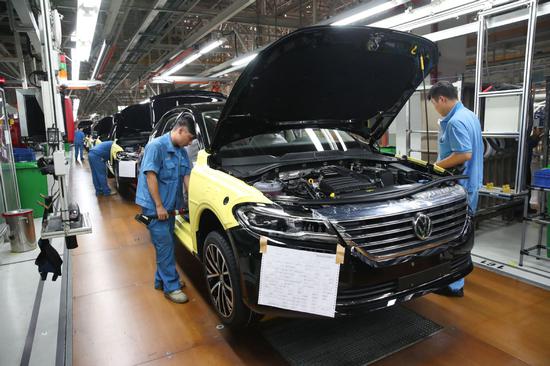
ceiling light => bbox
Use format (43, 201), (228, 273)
(75, 0), (101, 62)
(91, 41), (106, 79)
(331, 0), (407, 26)
(199, 39), (225, 55)
(231, 53), (257, 67)
(161, 39), (226, 77)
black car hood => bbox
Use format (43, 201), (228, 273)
(209, 26), (437, 152)
(117, 104), (152, 138)
(116, 90), (226, 139)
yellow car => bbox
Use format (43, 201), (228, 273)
(166, 26), (474, 327)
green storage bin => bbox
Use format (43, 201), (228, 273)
(15, 162), (48, 218)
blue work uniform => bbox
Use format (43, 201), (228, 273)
(74, 130), (85, 161)
(438, 101), (483, 291)
(135, 133), (192, 293)
(88, 141), (113, 196)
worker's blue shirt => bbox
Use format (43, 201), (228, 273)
(135, 133), (192, 211)
(438, 102), (484, 207)
(74, 130), (85, 145)
(89, 140), (113, 161)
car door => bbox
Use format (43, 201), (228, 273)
(172, 111), (203, 253)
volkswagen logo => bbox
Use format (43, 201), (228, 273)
(413, 213), (432, 240)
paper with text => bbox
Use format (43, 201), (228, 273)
(119, 160), (136, 178)
(258, 245), (340, 317)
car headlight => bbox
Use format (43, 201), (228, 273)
(235, 204), (337, 242)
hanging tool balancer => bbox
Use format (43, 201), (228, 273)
(135, 208), (188, 226)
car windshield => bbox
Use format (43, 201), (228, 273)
(202, 110), (221, 143)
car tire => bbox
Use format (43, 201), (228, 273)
(202, 231), (258, 327)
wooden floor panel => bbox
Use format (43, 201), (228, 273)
(70, 161), (550, 365)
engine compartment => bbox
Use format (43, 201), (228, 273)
(251, 161), (438, 201)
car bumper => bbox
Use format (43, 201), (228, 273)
(226, 221), (474, 317)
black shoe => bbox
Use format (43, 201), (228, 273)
(433, 287), (464, 297)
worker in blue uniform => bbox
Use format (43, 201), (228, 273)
(74, 127), (85, 162)
(88, 140), (116, 196)
(135, 115), (195, 304)
(430, 81), (484, 297)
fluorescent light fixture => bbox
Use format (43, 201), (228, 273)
(162, 39), (226, 77)
(72, 0), (101, 80)
(371, 0), (496, 31)
(91, 40), (106, 79)
(75, 0), (101, 61)
(73, 98), (80, 121)
(211, 65), (244, 78)
(231, 53), (257, 67)
(199, 39), (225, 55)
(150, 76), (228, 84)
(331, 0), (407, 26)
(61, 80), (104, 89)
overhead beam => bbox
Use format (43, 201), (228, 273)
(102, 0), (124, 43)
(9, 0), (41, 54)
(182, 0), (256, 48)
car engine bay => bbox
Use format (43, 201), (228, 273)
(250, 160), (440, 201)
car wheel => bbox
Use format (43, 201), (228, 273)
(202, 231), (258, 327)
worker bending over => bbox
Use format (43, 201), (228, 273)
(135, 115), (195, 304)
(430, 81), (483, 297)
(88, 140), (116, 196)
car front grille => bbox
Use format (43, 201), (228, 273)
(334, 198), (468, 262)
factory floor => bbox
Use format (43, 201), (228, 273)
(69, 160), (550, 366)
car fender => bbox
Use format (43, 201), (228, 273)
(188, 150), (272, 252)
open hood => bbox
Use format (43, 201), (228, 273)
(209, 26), (437, 152)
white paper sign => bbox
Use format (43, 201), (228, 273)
(258, 245), (340, 318)
(118, 160), (136, 178)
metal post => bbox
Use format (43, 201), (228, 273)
(514, 0), (538, 193)
(405, 100), (410, 156)
(473, 14), (485, 116)
(6, 1), (27, 88)
(519, 193), (529, 266)
(39, 0), (62, 149)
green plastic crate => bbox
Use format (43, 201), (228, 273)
(15, 162), (48, 218)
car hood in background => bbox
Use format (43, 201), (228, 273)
(210, 25), (438, 152)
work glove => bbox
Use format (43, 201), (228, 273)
(35, 238), (63, 281)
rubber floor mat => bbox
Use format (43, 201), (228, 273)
(260, 305), (442, 365)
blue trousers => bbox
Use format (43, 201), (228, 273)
(448, 190), (479, 292)
(143, 207), (181, 293)
(74, 143), (84, 161)
(88, 152), (111, 195)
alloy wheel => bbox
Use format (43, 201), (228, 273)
(204, 243), (234, 318)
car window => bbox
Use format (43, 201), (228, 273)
(163, 113), (182, 134)
(201, 110), (221, 143)
(219, 128), (364, 157)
